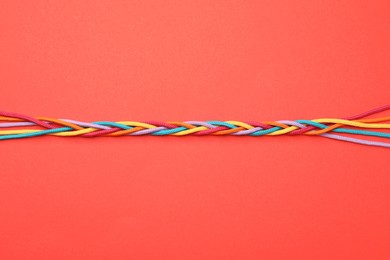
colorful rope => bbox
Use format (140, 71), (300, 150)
(1, 105), (390, 148)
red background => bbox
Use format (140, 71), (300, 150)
(1, 1), (390, 259)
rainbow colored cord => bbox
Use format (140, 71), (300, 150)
(1, 105), (390, 148)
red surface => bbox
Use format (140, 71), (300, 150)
(1, 1), (390, 259)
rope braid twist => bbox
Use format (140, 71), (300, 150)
(1, 105), (390, 148)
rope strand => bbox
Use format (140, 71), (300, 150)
(0, 106), (390, 148)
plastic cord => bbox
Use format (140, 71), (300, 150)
(0, 105), (390, 148)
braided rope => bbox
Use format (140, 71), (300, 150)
(1, 105), (390, 148)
